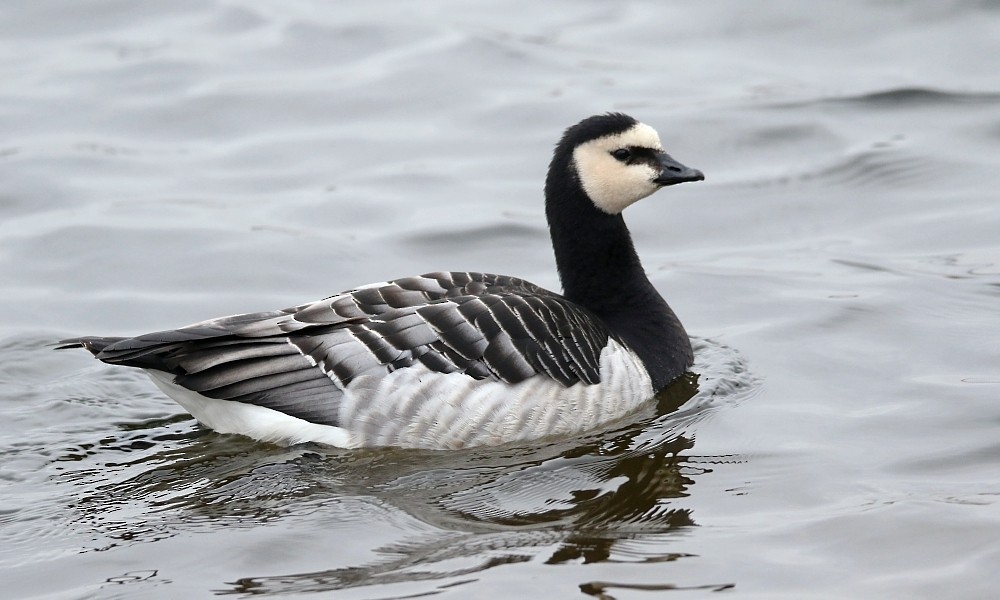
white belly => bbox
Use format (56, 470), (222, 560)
(147, 370), (354, 447)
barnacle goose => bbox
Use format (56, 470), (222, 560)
(59, 113), (704, 450)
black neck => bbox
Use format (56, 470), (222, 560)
(545, 160), (693, 390)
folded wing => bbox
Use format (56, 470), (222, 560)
(59, 272), (612, 427)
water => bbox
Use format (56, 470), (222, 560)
(2, 1), (999, 598)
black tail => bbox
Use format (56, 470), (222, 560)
(56, 325), (239, 369)
(55, 336), (128, 356)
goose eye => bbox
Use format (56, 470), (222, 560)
(611, 148), (631, 161)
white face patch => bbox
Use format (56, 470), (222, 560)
(572, 122), (665, 214)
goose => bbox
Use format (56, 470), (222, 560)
(59, 113), (705, 450)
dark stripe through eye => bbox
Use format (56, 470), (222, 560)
(611, 147), (658, 164)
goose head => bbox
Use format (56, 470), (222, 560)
(548, 113), (704, 215)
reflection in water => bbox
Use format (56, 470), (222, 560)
(217, 378), (708, 596)
(579, 580), (736, 598)
(51, 340), (752, 596)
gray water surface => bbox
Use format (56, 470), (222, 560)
(2, 1), (1000, 598)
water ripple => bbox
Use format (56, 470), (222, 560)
(0, 333), (755, 594)
(774, 86), (1000, 110)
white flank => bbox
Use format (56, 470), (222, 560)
(144, 339), (654, 450)
(336, 338), (654, 449)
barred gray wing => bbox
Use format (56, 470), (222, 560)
(66, 272), (612, 426)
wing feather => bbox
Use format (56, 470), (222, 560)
(66, 272), (614, 427)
